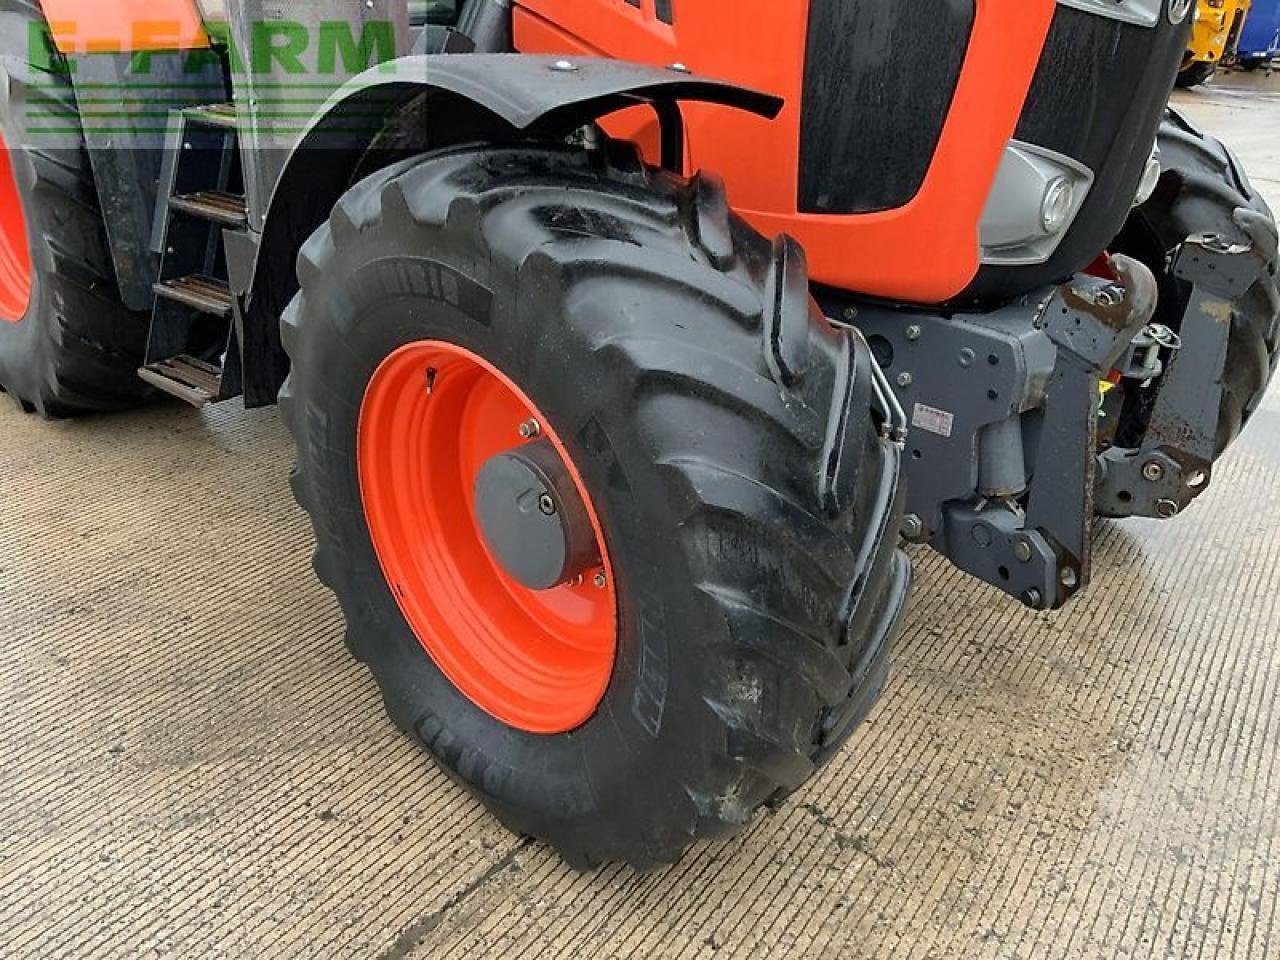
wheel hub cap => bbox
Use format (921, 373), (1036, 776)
(473, 438), (602, 591)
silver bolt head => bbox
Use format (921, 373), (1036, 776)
(901, 514), (924, 541)
(842, 306), (859, 322)
(537, 493), (556, 516)
(896, 372), (914, 389)
(593, 571), (608, 588)
(958, 348), (975, 368)
(551, 59), (578, 72)
(668, 62), (691, 73)
(1014, 540), (1033, 563)
(1156, 498), (1180, 519)
(906, 325), (922, 341)
(517, 419), (541, 440)
(1142, 460), (1165, 482)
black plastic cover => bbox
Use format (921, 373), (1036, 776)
(798, 0), (975, 215)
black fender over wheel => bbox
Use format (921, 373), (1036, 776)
(0, 1), (151, 417)
(280, 142), (912, 869)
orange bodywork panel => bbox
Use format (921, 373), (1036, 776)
(40, 0), (210, 54)
(514, 0), (1057, 303)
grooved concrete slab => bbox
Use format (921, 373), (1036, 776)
(0, 75), (1277, 959)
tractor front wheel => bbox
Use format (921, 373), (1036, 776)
(280, 143), (912, 868)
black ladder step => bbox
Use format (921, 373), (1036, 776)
(138, 356), (222, 408)
(154, 275), (234, 318)
(169, 190), (248, 228)
(183, 103), (238, 130)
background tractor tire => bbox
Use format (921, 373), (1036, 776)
(281, 142), (912, 869)
(1111, 109), (1280, 461)
(0, 1), (151, 417)
(1176, 61), (1219, 87)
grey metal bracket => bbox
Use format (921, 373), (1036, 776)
(835, 254), (1158, 611)
(1096, 233), (1264, 518)
(942, 502), (1062, 610)
(851, 298), (1058, 543)
(1021, 257), (1158, 603)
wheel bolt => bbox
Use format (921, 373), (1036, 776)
(538, 493), (556, 516)
(518, 419), (541, 440)
(593, 571), (607, 589)
(901, 514), (924, 541)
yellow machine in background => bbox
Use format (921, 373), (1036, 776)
(1179, 0), (1253, 86)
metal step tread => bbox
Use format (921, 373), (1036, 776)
(169, 190), (248, 228)
(183, 103), (238, 130)
(138, 356), (223, 408)
(154, 275), (233, 318)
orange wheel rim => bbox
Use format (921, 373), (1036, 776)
(357, 341), (618, 734)
(0, 129), (32, 324)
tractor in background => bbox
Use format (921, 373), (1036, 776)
(1178, 0), (1253, 86)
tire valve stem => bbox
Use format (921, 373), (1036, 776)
(518, 418), (542, 440)
(425, 367), (437, 396)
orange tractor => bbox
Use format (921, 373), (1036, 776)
(1, 0), (1277, 868)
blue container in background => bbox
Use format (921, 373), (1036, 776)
(1239, 0), (1280, 67)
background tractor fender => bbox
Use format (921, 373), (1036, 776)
(234, 54), (783, 406)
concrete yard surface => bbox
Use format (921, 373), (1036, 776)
(1, 73), (1279, 959)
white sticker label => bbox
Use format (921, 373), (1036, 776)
(912, 402), (955, 439)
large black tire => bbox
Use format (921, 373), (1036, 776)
(280, 143), (912, 869)
(1176, 60), (1218, 88)
(1111, 109), (1280, 457)
(0, 1), (151, 417)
